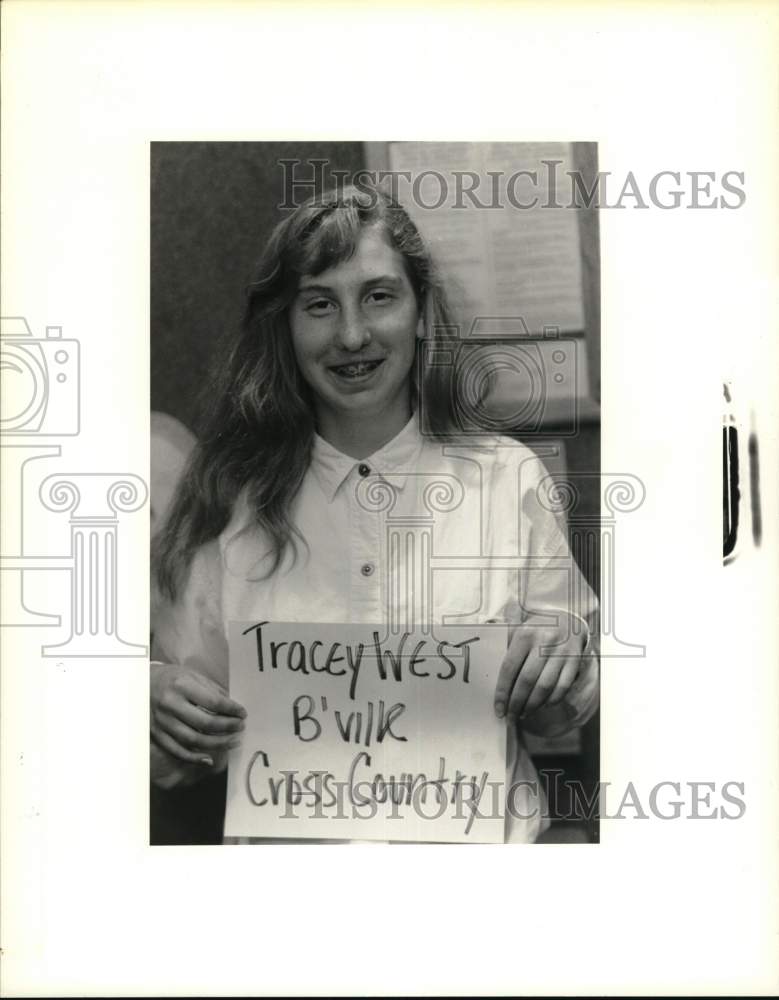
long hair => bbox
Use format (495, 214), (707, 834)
(154, 182), (459, 601)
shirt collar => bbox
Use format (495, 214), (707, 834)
(310, 413), (424, 502)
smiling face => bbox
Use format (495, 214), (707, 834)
(288, 225), (420, 452)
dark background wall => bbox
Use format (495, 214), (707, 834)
(151, 141), (365, 432)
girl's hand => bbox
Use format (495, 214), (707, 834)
(151, 662), (247, 765)
(494, 611), (588, 720)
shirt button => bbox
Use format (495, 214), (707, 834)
(361, 562), (375, 577)
(358, 463), (371, 477)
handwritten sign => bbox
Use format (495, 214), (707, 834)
(224, 621), (508, 843)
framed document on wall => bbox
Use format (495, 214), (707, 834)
(364, 141), (601, 430)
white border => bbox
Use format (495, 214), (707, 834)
(2, 1), (778, 995)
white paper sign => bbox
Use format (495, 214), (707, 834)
(225, 621), (508, 843)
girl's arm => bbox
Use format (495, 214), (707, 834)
(150, 540), (245, 788)
(495, 453), (600, 735)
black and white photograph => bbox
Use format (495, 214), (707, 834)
(149, 141), (603, 846)
(2, 2), (778, 996)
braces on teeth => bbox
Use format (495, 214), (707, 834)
(334, 361), (381, 376)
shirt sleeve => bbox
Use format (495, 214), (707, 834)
(150, 540), (229, 789)
(513, 454), (600, 737)
(151, 539), (228, 683)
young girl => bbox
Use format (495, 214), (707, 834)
(150, 183), (599, 843)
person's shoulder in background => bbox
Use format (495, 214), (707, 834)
(150, 411), (197, 538)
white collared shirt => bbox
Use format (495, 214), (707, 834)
(152, 414), (599, 842)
